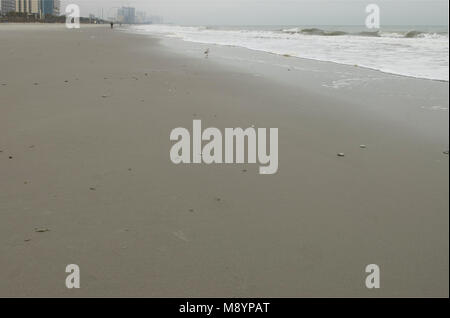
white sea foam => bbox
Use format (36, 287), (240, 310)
(130, 25), (449, 81)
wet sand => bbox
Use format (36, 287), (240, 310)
(0, 24), (448, 297)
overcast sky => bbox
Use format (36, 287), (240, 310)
(61, 0), (449, 26)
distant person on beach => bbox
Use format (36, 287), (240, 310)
(110, 22), (114, 29)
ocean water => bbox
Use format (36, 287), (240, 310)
(130, 24), (449, 81)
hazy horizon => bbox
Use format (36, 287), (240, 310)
(60, 0), (449, 26)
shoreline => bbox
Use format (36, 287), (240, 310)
(126, 24), (449, 82)
(0, 24), (448, 297)
(2, 23), (448, 82)
(148, 35), (450, 83)
(137, 30), (449, 145)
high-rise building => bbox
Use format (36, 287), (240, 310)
(6, 1), (60, 16)
(41, 0), (59, 16)
(15, 0), (40, 14)
(1, 0), (16, 14)
(51, 0), (59, 15)
(135, 11), (146, 24)
(117, 6), (135, 24)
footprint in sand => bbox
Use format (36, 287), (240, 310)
(173, 230), (189, 242)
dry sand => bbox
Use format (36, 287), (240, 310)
(0, 24), (448, 297)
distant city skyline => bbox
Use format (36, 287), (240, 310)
(58, 0), (448, 26)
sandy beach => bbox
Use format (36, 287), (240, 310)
(0, 24), (448, 297)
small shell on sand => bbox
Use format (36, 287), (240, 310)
(337, 153), (345, 157)
(173, 230), (189, 242)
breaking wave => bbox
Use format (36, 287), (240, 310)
(130, 25), (449, 81)
(280, 27), (447, 39)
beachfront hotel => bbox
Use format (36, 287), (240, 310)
(117, 6), (136, 24)
(41, 0), (59, 16)
(0, 0), (15, 14)
(15, 0), (40, 14)
(0, 0), (60, 15)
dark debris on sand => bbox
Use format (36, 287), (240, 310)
(34, 228), (50, 233)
